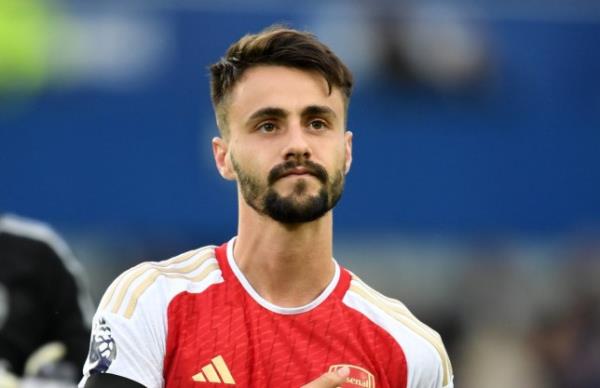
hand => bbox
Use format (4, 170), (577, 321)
(301, 366), (350, 388)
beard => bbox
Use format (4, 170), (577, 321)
(231, 155), (345, 224)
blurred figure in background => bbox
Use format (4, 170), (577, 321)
(532, 294), (600, 388)
(0, 214), (94, 387)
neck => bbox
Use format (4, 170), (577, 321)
(233, 199), (335, 308)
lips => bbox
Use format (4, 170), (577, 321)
(268, 160), (328, 185)
(280, 167), (313, 178)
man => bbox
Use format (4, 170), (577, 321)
(80, 26), (453, 388)
(0, 213), (94, 386)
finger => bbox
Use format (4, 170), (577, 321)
(301, 366), (350, 388)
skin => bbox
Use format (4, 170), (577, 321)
(212, 65), (353, 387)
(83, 66), (354, 388)
(212, 65), (353, 308)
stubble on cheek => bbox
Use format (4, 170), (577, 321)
(231, 153), (263, 208)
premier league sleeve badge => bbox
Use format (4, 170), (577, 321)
(87, 317), (117, 375)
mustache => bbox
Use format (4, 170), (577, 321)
(268, 159), (328, 185)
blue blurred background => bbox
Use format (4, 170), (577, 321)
(2, 1), (600, 386)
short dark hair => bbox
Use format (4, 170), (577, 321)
(209, 25), (353, 135)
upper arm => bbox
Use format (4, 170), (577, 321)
(343, 277), (453, 388)
(79, 247), (220, 388)
(79, 271), (168, 388)
(406, 330), (453, 388)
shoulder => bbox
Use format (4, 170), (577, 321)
(91, 244), (223, 335)
(0, 213), (94, 321)
(0, 213), (79, 274)
(342, 271), (453, 388)
(81, 246), (223, 387)
(0, 214), (71, 258)
(98, 245), (223, 320)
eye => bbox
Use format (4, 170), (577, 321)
(258, 122), (277, 133)
(309, 120), (328, 131)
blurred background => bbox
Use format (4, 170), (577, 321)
(2, 0), (600, 386)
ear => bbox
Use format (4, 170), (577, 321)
(344, 130), (353, 174)
(212, 137), (236, 180)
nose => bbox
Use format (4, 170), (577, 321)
(282, 124), (312, 161)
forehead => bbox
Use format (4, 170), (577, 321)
(226, 65), (345, 125)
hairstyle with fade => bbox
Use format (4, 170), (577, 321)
(209, 25), (354, 137)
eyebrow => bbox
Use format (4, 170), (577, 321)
(246, 105), (337, 126)
(246, 107), (287, 126)
(302, 105), (337, 120)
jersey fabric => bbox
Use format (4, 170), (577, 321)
(80, 238), (453, 388)
(0, 214), (94, 377)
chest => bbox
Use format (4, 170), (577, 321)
(162, 288), (406, 388)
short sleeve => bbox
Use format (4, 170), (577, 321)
(443, 376), (454, 388)
(78, 247), (220, 388)
(407, 329), (453, 388)
(79, 269), (168, 388)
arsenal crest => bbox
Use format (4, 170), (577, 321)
(329, 364), (375, 388)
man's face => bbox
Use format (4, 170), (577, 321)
(216, 65), (352, 224)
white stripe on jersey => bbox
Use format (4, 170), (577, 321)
(81, 245), (224, 388)
(100, 246), (220, 318)
(343, 276), (453, 388)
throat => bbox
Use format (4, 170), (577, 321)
(229, 239), (337, 309)
(251, 262), (336, 308)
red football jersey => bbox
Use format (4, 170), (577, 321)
(80, 238), (453, 388)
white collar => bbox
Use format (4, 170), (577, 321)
(226, 236), (340, 315)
